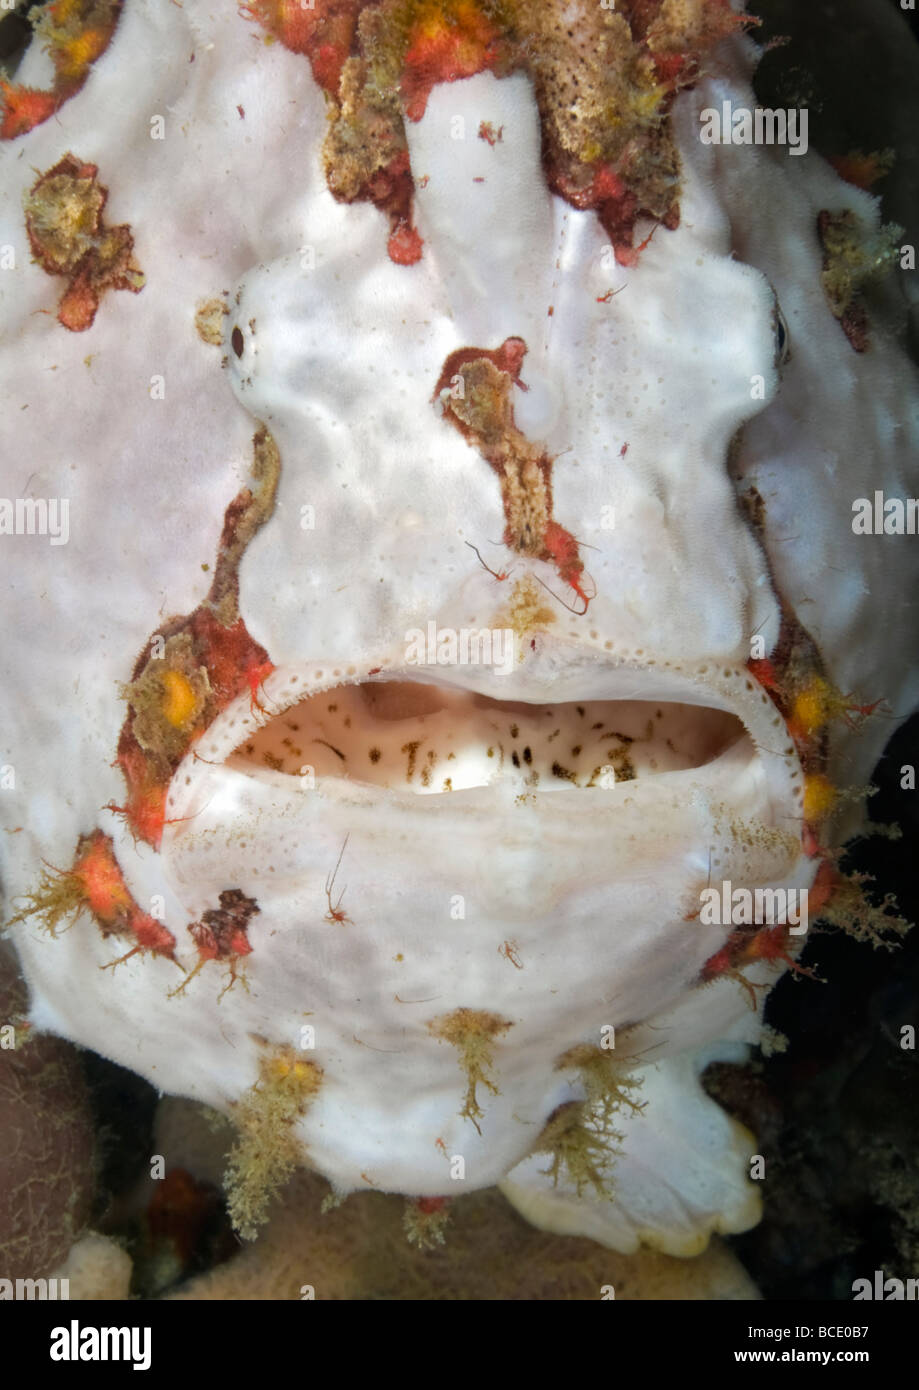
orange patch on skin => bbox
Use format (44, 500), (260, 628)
(241, 0), (359, 94)
(57, 273), (101, 332)
(828, 151), (893, 191)
(400, 0), (500, 122)
(39, 829), (178, 961)
(130, 911), (179, 957)
(542, 520), (588, 608)
(0, 1), (122, 141)
(0, 83), (64, 140)
(76, 830), (133, 925)
(387, 220), (424, 265)
(702, 923), (819, 1004)
(106, 746), (171, 849)
(747, 656), (780, 693)
(114, 609), (272, 849)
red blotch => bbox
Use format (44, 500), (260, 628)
(57, 275), (101, 333)
(229, 929), (253, 958)
(415, 1195), (448, 1214)
(387, 220), (424, 266)
(701, 944), (732, 982)
(808, 860), (840, 916)
(747, 657), (780, 693)
(130, 910), (178, 958)
(828, 152), (890, 191)
(242, 1), (358, 96)
(542, 520), (589, 608)
(401, 9), (500, 123)
(75, 831), (132, 925)
(0, 83), (63, 139)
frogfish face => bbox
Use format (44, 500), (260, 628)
(2, 0), (917, 1256)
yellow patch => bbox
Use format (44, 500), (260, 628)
(803, 773), (837, 824)
(791, 679), (830, 737)
(160, 670), (199, 729)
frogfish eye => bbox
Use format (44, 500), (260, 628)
(773, 301), (791, 367)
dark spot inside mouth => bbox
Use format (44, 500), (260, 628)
(313, 738), (346, 761)
(402, 740), (422, 780)
(231, 326), (244, 357)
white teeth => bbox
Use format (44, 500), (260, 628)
(229, 678), (749, 795)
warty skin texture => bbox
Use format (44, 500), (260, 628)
(1, 0), (917, 1259)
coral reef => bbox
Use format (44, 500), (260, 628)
(0, 944), (96, 1277)
(154, 1098), (759, 1300)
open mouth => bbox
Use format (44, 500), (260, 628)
(228, 679), (751, 795)
(165, 651), (805, 820)
(160, 653), (805, 899)
(155, 655), (808, 988)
